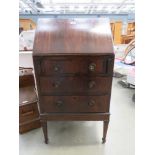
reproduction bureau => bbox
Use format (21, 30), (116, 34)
(33, 18), (114, 144)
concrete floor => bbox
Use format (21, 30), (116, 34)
(19, 78), (135, 155)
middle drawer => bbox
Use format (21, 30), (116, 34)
(39, 76), (112, 94)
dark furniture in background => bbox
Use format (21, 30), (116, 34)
(19, 67), (41, 133)
(19, 27), (24, 35)
(33, 18), (114, 144)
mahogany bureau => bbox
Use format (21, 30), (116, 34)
(33, 18), (114, 144)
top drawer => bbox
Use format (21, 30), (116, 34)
(33, 56), (114, 76)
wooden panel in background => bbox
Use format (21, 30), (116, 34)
(19, 19), (36, 31)
(110, 21), (135, 44)
(121, 22), (135, 44)
(113, 21), (122, 44)
(127, 22), (135, 35)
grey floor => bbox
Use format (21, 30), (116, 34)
(19, 78), (135, 155)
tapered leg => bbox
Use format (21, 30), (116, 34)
(41, 120), (48, 144)
(102, 121), (109, 143)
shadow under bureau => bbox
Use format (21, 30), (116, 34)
(33, 18), (114, 144)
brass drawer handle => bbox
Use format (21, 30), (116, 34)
(89, 63), (96, 72)
(56, 100), (63, 107)
(88, 100), (95, 106)
(88, 81), (96, 89)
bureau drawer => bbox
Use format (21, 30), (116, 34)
(19, 118), (41, 134)
(19, 102), (39, 123)
(39, 76), (112, 94)
(40, 95), (110, 113)
(34, 56), (114, 75)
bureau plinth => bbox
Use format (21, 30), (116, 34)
(33, 18), (114, 144)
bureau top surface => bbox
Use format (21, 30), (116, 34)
(33, 18), (114, 56)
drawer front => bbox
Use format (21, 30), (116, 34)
(19, 119), (41, 134)
(35, 56), (114, 75)
(40, 95), (110, 113)
(39, 76), (112, 94)
(19, 102), (39, 123)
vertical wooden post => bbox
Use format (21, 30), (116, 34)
(102, 121), (109, 143)
(41, 120), (48, 144)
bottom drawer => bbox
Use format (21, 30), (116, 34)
(40, 95), (110, 113)
(19, 102), (39, 123)
(19, 119), (41, 134)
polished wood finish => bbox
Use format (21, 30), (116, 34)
(37, 56), (113, 75)
(40, 95), (110, 113)
(19, 68), (41, 134)
(39, 76), (112, 94)
(33, 18), (113, 55)
(40, 113), (110, 121)
(33, 18), (114, 144)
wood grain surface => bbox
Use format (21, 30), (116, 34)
(33, 18), (114, 55)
